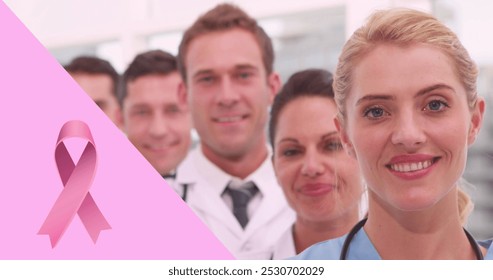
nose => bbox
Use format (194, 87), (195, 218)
(216, 77), (239, 107)
(391, 111), (426, 149)
(149, 114), (170, 138)
(301, 149), (326, 178)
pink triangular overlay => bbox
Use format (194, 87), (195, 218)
(0, 2), (233, 260)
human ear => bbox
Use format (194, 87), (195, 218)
(178, 81), (188, 105)
(270, 153), (283, 189)
(267, 72), (281, 104)
(334, 115), (356, 158)
(467, 97), (485, 146)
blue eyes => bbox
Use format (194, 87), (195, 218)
(363, 107), (386, 119)
(363, 99), (449, 120)
(425, 100), (449, 111)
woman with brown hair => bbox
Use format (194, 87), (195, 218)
(269, 69), (366, 259)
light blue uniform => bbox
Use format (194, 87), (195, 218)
(290, 228), (379, 260)
(291, 228), (493, 260)
(481, 239), (493, 259)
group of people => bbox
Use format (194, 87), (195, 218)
(65, 49), (191, 178)
(65, 3), (493, 259)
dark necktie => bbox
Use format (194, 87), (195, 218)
(224, 181), (258, 229)
(162, 173), (188, 201)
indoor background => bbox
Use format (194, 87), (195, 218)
(5, 0), (493, 239)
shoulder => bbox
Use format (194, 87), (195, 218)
(289, 236), (346, 260)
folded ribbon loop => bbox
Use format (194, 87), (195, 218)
(38, 120), (111, 248)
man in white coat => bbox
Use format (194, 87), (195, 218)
(175, 3), (295, 259)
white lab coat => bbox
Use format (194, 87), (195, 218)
(173, 147), (295, 259)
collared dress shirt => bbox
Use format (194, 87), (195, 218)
(172, 146), (295, 259)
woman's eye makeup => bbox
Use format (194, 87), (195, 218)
(424, 99), (449, 112)
(324, 140), (343, 151)
(363, 106), (387, 119)
(282, 148), (301, 157)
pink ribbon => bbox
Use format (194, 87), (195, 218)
(38, 120), (111, 248)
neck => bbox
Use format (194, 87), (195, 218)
(293, 210), (359, 254)
(365, 189), (479, 259)
(201, 139), (268, 179)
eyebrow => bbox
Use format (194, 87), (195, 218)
(191, 69), (214, 80)
(355, 94), (394, 106)
(355, 83), (456, 106)
(276, 132), (339, 145)
(235, 64), (259, 72)
(321, 131), (339, 139)
(415, 83), (455, 97)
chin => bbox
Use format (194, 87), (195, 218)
(301, 203), (335, 217)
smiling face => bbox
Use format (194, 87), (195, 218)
(340, 43), (484, 212)
(123, 73), (191, 175)
(182, 28), (279, 161)
(273, 96), (363, 224)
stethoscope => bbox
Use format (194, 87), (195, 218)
(339, 218), (484, 260)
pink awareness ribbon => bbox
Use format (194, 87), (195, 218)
(38, 120), (111, 248)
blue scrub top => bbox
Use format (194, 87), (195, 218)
(291, 229), (493, 260)
(481, 239), (493, 259)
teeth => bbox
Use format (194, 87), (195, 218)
(216, 116), (243, 122)
(390, 160), (433, 172)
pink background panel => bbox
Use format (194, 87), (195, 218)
(0, 2), (233, 260)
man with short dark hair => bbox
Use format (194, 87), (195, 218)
(121, 50), (191, 179)
(65, 56), (121, 126)
(176, 3), (294, 259)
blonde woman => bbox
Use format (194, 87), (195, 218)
(294, 8), (490, 260)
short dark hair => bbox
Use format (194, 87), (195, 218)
(64, 55), (119, 97)
(269, 68), (334, 148)
(177, 3), (274, 82)
(121, 50), (178, 106)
